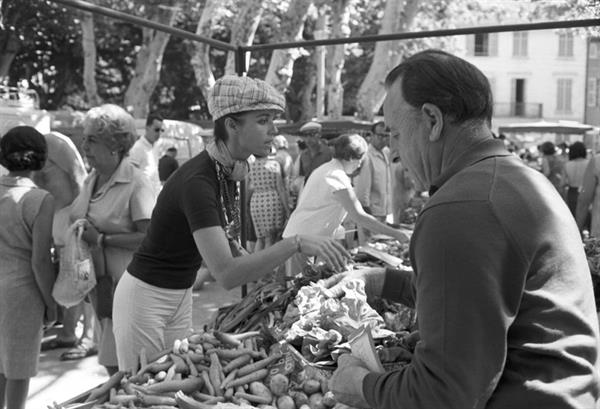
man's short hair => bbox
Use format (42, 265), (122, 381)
(166, 147), (177, 153)
(146, 112), (164, 127)
(385, 49), (493, 124)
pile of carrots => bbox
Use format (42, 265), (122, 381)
(77, 329), (339, 409)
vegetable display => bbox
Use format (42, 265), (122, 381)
(56, 237), (418, 409)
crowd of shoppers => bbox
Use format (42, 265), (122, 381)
(1, 48), (599, 409)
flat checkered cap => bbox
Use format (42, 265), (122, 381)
(207, 75), (285, 121)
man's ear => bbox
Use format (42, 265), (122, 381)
(421, 103), (443, 142)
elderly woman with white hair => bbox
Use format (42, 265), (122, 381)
(68, 104), (156, 375)
(113, 76), (350, 372)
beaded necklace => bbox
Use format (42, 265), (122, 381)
(214, 160), (241, 242)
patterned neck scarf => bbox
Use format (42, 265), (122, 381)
(206, 140), (248, 241)
(205, 140), (249, 182)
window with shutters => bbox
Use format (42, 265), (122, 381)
(557, 79), (573, 113)
(472, 33), (498, 57)
(475, 33), (489, 56)
(588, 78), (597, 107)
(590, 43), (598, 59)
(513, 32), (528, 57)
(558, 33), (574, 57)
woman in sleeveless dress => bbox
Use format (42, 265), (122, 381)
(0, 126), (56, 409)
(248, 148), (289, 251)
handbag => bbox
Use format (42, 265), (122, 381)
(52, 219), (97, 308)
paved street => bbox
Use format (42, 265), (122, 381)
(27, 282), (241, 409)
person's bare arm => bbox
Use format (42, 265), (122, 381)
(576, 158), (596, 231)
(333, 188), (410, 243)
(31, 194), (57, 312)
(81, 219), (149, 251)
(194, 226), (350, 290)
(275, 171), (290, 217)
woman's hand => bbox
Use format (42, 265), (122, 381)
(81, 219), (102, 247)
(44, 301), (58, 328)
(297, 235), (351, 272)
(392, 227), (412, 244)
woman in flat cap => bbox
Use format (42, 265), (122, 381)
(113, 75), (350, 372)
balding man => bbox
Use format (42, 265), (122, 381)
(328, 50), (600, 409)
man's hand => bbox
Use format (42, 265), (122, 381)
(317, 267), (386, 299)
(329, 354), (371, 408)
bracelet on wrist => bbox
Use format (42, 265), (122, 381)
(96, 233), (105, 248)
(294, 234), (302, 253)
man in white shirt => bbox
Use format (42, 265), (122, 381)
(353, 121), (393, 244)
(128, 112), (164, 193)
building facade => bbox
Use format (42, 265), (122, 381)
(455, 29), (588, 132)
(585, 37), (600, 127)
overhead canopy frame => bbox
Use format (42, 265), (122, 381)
(49, 0), (600, 76)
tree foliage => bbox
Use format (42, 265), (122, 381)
(1, 0), (597, 121)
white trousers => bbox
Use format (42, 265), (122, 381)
(112, 271), (192, 372)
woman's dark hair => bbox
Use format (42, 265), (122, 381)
(213, 112), (246, 143)
(540, 141), (556, 155)
(333, 133), (368, 161)
(568, 141), (587, 160)
(0, 126), (47, 171)
(385, 49), (493, 125)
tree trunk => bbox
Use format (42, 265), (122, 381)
(326, 0), (352, 119)
(299, 59), (316, 121)
(80, 11), (101, 107)
(355, 0), (421, 121)
(0, 30), (20, 81)
(224, 0), (265, 75)
(123, 4), (178, 119)
(264, 0), (313, 93)
(190, 0), (219, 101)
(314, 10), (327, 119)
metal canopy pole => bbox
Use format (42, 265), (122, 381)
(247, 18), (600, 51)
(235, 47), (249, 298)
(49, 0), (237, 52)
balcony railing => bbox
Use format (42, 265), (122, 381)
(494, 102), (543, 118)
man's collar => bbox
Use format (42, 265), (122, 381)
(369, 143), (385, 154)
(429, 138), (510, 195)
